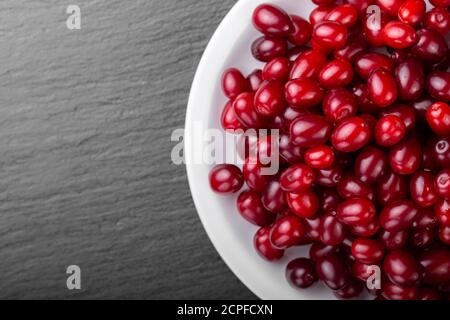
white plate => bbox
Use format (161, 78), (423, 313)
(186, 0), (346, 300)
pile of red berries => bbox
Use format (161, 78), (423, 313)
(208, 0), (450, 300)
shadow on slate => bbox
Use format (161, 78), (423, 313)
(0, 0), (256, 299)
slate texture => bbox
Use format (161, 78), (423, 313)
(0, 0), (256, 299)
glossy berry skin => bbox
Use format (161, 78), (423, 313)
(254, 80), (286, 117)
(286, 190), (320, 219)
(209, 164), (244, 194)
(439, 225), (450, 245)
(254, 226), (284, 261)
(435, 198), (450, 227)
(251, 36), (288, 62)
(380, 200), (419, 232)
(331, 117), (372, 153)
(288, 15), (312, 46)
(376, 0), (408, 17)
(334, 280), (364, 300)
(379, 229), (409, 250)
(242, 157), (270, 192)
(351, 219), (380, 237)
(410, 171), (438, 208)
(337, 174), (375, 200)
(352, 238), (385, 264)
(427, 71), (450, 102)
(382, 21), (418, 49)
(270, 215), (306, 249)
(412, 208), (438, 230)
(309, 242), (337, 261)
(432, 137), (450, 168)
(425, 7), (450, 35)
(285, 79), (324, 108)
(261, 180), (286, 213)
(280, 164), (315, 193)
(221, 100), (245, 132)
(290, 50), (328, 80)
(363, 10), (391, 48)
(304, 145), (335, 169)
(418, 288), (441, 300)
(252, 4), (293, 37)
(377, 171), (409, 206)
(368, 68), (398, 108)
(394, 57), (425, 101)
(334, 33), (368, 63)
(315, 253), (350, 290)
(222, 68), (249, 99)
(310, 6), (335, 26)
(237, 191), (275, 227)
(315, 166), (344, 187)
(233, 92), (266, 128)
(322, 89), (358, 123)
(380, 104), (416, 132)
(290, 115), (332, 148)
(426, 102), (450, 137)
(326, 4), (358, 28)
(337, 198), (376, 227)
(389, 136), (422, 175)
(355, 53), (394, 80)
(319, 59), (354, 89)
(352, 84), (378, 114)
(247, 69), (263, 91)
(354, 146), (388, 184)
(435, 169), (450, 199)
(319, 213), (347, 246)
(429, 0), (450, 6)
(319, 188), (342, 212)
(398, 0), (426, 26)
(286, 258), (318, 289)
(279, 134), (303, 164)
(419, 249), (450, 285)
(352, 260), (379, 282)
(312, 21), (348, 50)
(383, 250), (422, 287)
(262, 57), (290, 82)
(411, 28), (448, 63)
(382, 281), (418, 300)
(410, 228), (437, 249)
(375, 115), (406, 147)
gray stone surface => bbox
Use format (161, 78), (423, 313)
(0, 0), (256, 299)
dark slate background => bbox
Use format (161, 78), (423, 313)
(0, 0), (256, 299)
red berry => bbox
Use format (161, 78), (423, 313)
(312, 21), (348, 50)
(368, 68), (398, 108)
(252, 4), (293, 37)
(254, 226), (284, 261)
(286, 190), (320, 218)
(331, 117), (372, 152)
(304, 145), (335, 169)
(427, 102), (450, 137)
(222, 68), (249, 99)
(209, 164), (244, 194)
(288, 15), (312, 46)
(352, 238), (385, 264)
(270, 215), (306, 249)
(382, 21), (418, 49)
(236, 191), (275, 227)
(286, 258), (318, 289)
(254, 80), (286, 117)
(290, 115), (333, 148)
(319, 59), (354, 89)
(280, 164), (315, 193)
(337, 197), (376, 227)
(375, 115), (406, 147)
(398, 0), (426, 26)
